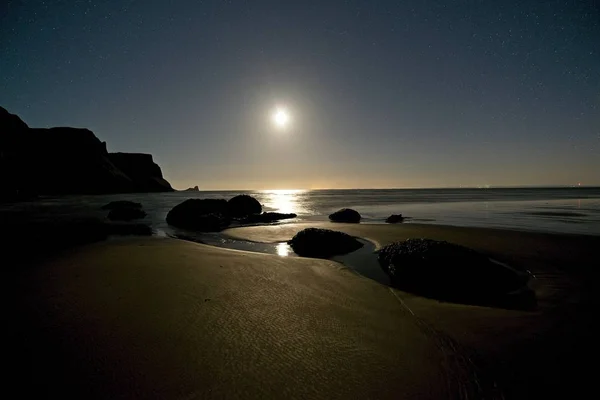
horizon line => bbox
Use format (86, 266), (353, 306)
(173, 185), (600, 192)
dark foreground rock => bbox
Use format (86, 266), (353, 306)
(227, 194), (262, 217)
(385, 214), (404, 223)
(166, 199), (230, 231)
(288, 228), (363, 258)
(241, 212), (297, 224)
(329, 208), (361, 223)
(107, 207), (147, 221)
(2, 217), (152, 266)
(377, 238), (528, 303)
(101, 200), (143, 210)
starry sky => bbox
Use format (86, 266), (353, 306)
(1, 0), (599, 189)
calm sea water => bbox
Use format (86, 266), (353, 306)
(3, 187), (600, 236)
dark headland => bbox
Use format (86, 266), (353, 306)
(0, 106), (173, 199)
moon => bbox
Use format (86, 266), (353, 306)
(272, 107), (290, 128)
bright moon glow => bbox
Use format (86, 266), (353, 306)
(272, 108), (290, 128)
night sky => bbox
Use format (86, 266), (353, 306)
(1, 0), (598, 189)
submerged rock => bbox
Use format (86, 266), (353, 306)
(227, 194), (262, 217)
(329, 208), (361, 223)
(107, 207), (147, 221)
(377, 238), (527, 302)
(166, 199), (230, 231)
(241, 212), (297, 224)
(101, 200), (143, 210)
(288, 228), (363, 258)
(385, 214), (404, 223)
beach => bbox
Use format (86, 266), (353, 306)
(9, 222), (599, 399)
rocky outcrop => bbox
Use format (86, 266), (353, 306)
(184, 186), (199, 192)
(0, 106), (28, 131)
(0, 106), (173, 197)
(377, 239), (528, 303)
(329, 208), (361, 223)
(166, 195), (293, 231)
(166, 199), (230, 231)
(241, 212), (297, 224)
(109, 153), (173, 192)
(288, 228), (363, 258)
(227, 194), (262, 217)
(385, 214), (404, 223)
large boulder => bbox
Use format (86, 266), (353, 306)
(385, 214), (404, 223)
(288, 228), (363, 258)
(377, 239), (528, 302)
(329, 208), (361, 223)
(101, 200), (142, 210)
(227, 194), (262, 217)
(241, 212), (297, 224)
(166, 199), (230, 231)
(107, 207), (147, 221)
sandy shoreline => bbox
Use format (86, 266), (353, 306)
(10, 223), (600, 399)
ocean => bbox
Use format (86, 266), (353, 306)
(3, 187), (600, 236)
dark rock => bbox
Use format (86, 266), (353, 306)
(0, 106), (29, 131)
(241, 212), (297, 224)
(108, 152), (173, 193)
(183, 186), (199, 192)
(329, 208), (361, 223)
(377, 238), (528, 302)
(227, 194), (262, 217)
(101, 200), (143, 210)
(1, 125), (132, 195)
(107, 207), (147, 221)
(0, 106), (173, 197)
(385, 214), (404, 223)
(2, 214), (153, 266)
(288, 228), (363, 258)
(166, 199), (230, 231)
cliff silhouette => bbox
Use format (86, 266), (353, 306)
(0, 106), (173, 198)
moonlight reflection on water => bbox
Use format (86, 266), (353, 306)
(261, 189), (308, 214)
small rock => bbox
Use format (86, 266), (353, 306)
(329, 208), (361, 223)
(288, 227), (363, 258)
(385, 214), (404, 223)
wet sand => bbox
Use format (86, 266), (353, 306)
(9, 223), (600, 399)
